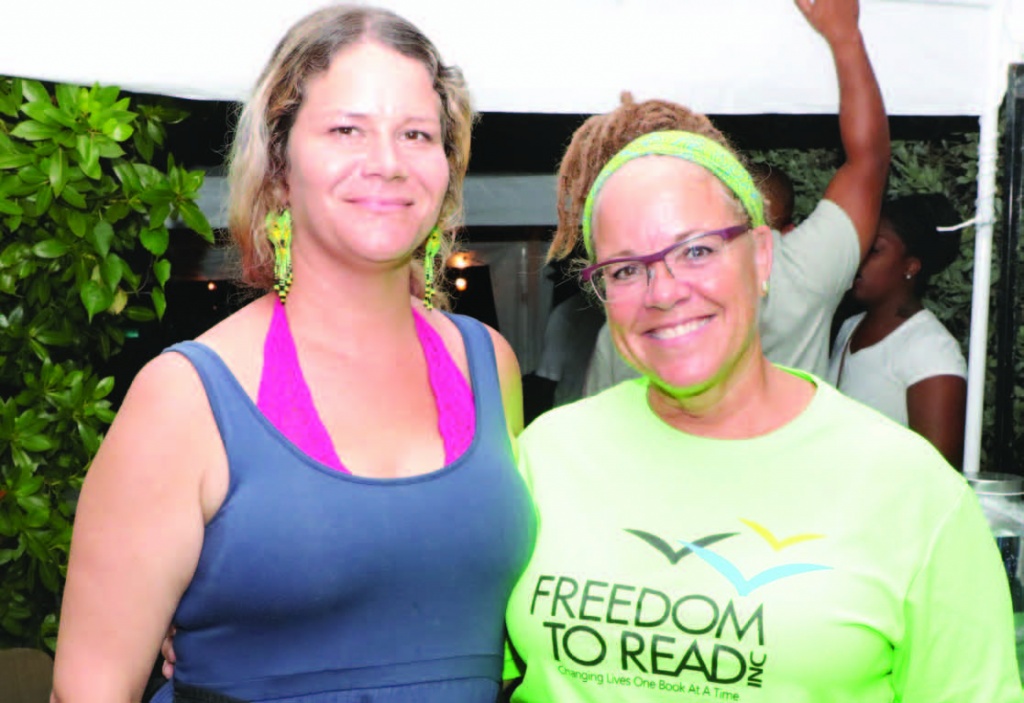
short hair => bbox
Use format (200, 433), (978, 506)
(549, 93), (745, 263)
(227, 4), (475, 303)
(748, 162), (794, 230)
(882, 193), (962, 295)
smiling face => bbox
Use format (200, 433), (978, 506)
(284, 41), (450, 275)
(592, 157), (772, 396)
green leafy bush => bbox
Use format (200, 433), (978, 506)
(0, 77), (211, 649)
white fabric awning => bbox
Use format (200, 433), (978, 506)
(1, 0), (1017, 117)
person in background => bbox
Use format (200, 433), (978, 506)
(749, 161), (796, 233)
(582, 0), (889, 395)
(524, 260), (606, 422)
(50, 6), (535, 703)
(502, 69), (1019, 703)
(828, 193), (967, 468)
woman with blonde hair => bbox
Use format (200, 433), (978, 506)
(51, 5), (534, 702)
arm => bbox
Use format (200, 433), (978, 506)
(795, 0), (890, 259)
(893, 489), (1022, 701)
(487, 326), (524, 441)
(906, 375), (967, 470)
(51, 354), (223, 703)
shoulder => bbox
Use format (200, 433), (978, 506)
(83, 344), (226, 514)
(523, 379), (643, 446)
(809, 379), (963, 485)
(892, 310), (966, 376)
(787, 200), (856, 242)
(124, 348), (210, 420)
(431, 308), (524, 436)
(179, 293), (277, 400)
(772, 200), (860, 293)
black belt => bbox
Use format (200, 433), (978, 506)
(173, 681), (248, 703)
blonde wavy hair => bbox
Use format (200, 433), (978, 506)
(228, 4), (475, 307)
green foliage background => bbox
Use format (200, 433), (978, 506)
(0, 77), (211, 649)
(751, 131), (1014, 468)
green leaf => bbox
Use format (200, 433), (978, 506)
(61, 184), (86, 209)
(106, 202), (130, 222)
(66, 209), (87, 238)
(20, 100), (75, 129)
(32, 240), (69, 258)
(79, 280), (113, 320)
(0, 242), (29, 267)
(0, 198), (23, 216)
(75, 135), (101, 180)
(135, 132), (154, 162)
(19, 435), (55, 452)
(109, 287), (128, 314)
(0, 153), (34, 170)
(17, 164), (47, 185)
(48, 148), (67, 197)
(93, 135), (125, 159)
(10, 120), (59, 141)
(139, 226), (169, 256)
(94, 376), (115, 399)
(35, 184), (53, 217)
(87, 221), (114, 258)
(55, 84), (78, 114)
(3, 213), (22, 231)
(152, 286), (166, 319)
(153, 259), (171, 287)
(123, 306), (156, 322)
(100, 254), (122, 290)
(20, 79), (50, 104)
(149, 202), (170, 227)
(103, 119), (134, 142)
(178, 200), (213, 242)
(112, 160), (141, 192)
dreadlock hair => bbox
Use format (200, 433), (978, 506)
(549, 93), (740, 264)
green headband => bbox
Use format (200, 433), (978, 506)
(580, 130), (765, 259)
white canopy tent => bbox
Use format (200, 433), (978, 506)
(3, 0), (1023, 471)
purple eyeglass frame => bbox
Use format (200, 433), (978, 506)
(580, 224), (749, 284)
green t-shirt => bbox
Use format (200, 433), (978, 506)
(505, 375), (1022, 702)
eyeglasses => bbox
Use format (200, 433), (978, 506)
(580, 225), (749, 302)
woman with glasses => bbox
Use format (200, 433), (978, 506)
(500, 102), (1021, 701)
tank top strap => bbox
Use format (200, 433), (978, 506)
(162, 341), (252, 455)
(442, 313), (509, 442)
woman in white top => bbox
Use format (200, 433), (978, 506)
(828, 193), (966, 467)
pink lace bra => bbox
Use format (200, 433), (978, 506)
(257, 298), (476, 472)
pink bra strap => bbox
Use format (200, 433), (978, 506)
(412, 308), (476, 462)
(258, 298), (346, 471)
(257, 299), (476, 471)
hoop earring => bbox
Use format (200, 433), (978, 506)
(422, 227), (442, 311)
(266, 210), (293, 304)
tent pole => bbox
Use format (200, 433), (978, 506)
(964, 0), (1010, 475)
(993, 64), (1024, 474)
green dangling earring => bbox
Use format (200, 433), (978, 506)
(422, 227), (442, 311)
(266, 209), (293, 304)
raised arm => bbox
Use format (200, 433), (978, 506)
(51, 354), (223, 703)
(796, 0), (890, 259)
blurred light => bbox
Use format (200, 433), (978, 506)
(207, 281), (217, 291)
(454, 277), (468, 291)
(448, 251), (485, 269)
